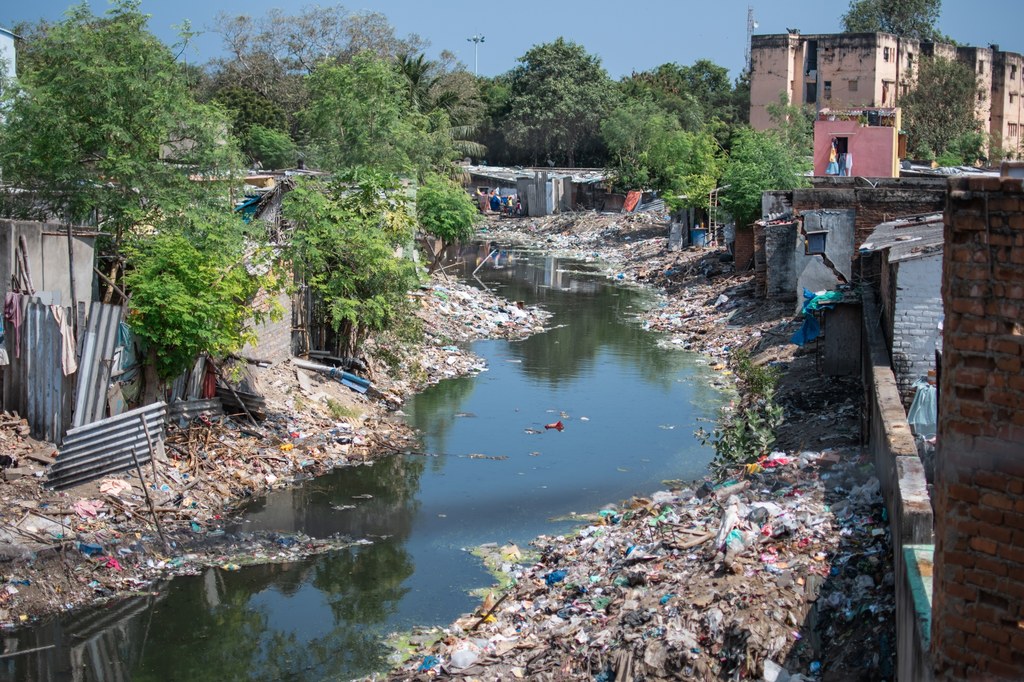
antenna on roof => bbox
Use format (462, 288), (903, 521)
(745, 7), (759, 74)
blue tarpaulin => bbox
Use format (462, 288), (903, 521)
(791, 289), (843, 346)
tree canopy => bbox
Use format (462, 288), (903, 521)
(719, 128), (810, 230)
(901, 55), (983, 160)
(504, 38), (618, 167)
(841, 0), (943, 40)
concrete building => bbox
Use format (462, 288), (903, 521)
(814, 107), (901, 178)
(0, 27), (15, 82)
(750, 31), (1023, 160)
(992, 49), (1024, 159)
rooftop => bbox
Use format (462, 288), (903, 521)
(861, 213), (944, 262)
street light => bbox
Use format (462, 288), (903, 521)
(467, 34), (485, 75)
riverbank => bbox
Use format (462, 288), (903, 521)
(0, 276), (550, 624)
(375, 212), (892, 681)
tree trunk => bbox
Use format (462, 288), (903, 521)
(142, 346), (163, 406)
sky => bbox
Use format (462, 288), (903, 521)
(3, 0), (1023, 80)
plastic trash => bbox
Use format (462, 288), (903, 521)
(545, 569), (567, 586)
(544, 421), (564, 431)
(77, 542), (104, 557)
(450, 646), (480, 669)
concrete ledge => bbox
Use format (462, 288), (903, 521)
(898, 545), (934, 682)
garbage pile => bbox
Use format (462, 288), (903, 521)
(388, 448), (895, 681)
(383, 279), (550, 394)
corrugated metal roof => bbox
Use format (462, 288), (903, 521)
(167, 398), (223, 424)
(49, 402), (166, 490)
(862, 213), (944, 262)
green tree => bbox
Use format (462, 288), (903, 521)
(283, 173), (419, 355)
(244, 125), (299, 169)
(766, 92), (815, 157)
(602, 99), (722, 209)
(0, 0), (239, 243)
(504, 38), (617, 167)
(0, 1), (277, 399)
(303, 53), (451, 175)
(841, 0), (943, 40)
(124, 209), (279, 381)
(416, 175), (480, 271)
(213, 85), (288, 136)
(719, 128), (810, 229)
(901, 55), (982, 159)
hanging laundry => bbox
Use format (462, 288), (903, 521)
(3, 292), (23, 359)
(50, 305), (78, 375)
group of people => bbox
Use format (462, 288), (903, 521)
(826, 138), (854, 177)
(483, 189), (521, 216)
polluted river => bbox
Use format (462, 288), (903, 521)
(0, 245), (726, 681)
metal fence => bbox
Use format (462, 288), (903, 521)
(2, 293), (74, 443)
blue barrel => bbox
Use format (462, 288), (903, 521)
(689, 229), (707, 247)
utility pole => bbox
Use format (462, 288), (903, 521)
(467, 34), (485, 76)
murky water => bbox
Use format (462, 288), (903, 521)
(0, 245), (725, 681)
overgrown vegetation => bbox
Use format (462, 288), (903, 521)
(696, 350), (785, 469)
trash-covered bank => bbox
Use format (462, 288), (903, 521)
(385, 449), (893, 681)
(0, 276), (550, 623)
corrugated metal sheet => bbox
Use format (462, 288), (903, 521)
(166, 397), (223, 424)
(49, 402), (166, 490)
(71, 302), (123, 429)
(2, 294), (74, 443)
(216, 386), (266, 419)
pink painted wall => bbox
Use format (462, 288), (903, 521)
(814, 119), (898, 178)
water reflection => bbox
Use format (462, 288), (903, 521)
(0, 245), (724, 681)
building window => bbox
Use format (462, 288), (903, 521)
(1012, 64), (1018, 80)
(883, 47), (891, 62)
(1011, 93), (1018, 104)
(849, 79), (859, 92)
(1010, 123), (1020, 138)
(824, 81), (832, 100)
(805, 231), (828, 255)
(978, 60), (985, 74)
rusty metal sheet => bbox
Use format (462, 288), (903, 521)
(48, 402), (166, 490)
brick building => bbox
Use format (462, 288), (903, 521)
(750, 31), (1024, 160)
(931, 174), (1024, 679)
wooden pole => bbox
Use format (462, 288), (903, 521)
(132, 422), (171, 554)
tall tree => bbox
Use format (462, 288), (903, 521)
(303, 53), (450, 175)
(504, 38), (617, 167)
(719, 129), (810, 230)
(901, 55), (982, 159)
(283, 173), (419, 356)
(841, 0), (943, 40)
(0, 0), (277, 394)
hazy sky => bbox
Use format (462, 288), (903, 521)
(3, 1), (1022, 80)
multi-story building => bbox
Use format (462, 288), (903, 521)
(991, 48), (1024, 158)
(0, 27), (15, 82)
(750, 31), (1023, 160)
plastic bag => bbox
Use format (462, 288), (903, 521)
(907, 379), (937, 439)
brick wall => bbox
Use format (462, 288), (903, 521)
(890, 253), (943, 406)
(932, 175), (1024, 681)
(791, 183), (947, 258)
(734, 226), (755, 271)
